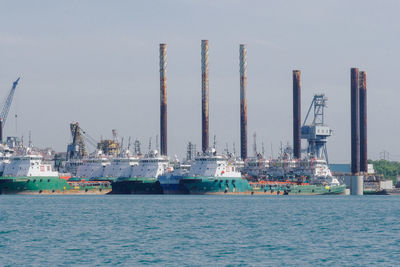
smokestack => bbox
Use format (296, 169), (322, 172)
(0, 118), (3, 143)
(292, 70), (301, 159)
(239, 44), (247, 160)
(201, 40), (209, 153)
(159, 43), (167, 156)
(351, 68), (360, 174)
(359, 71), (367, 173)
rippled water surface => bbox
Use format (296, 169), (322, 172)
(1, 195), (399, 266)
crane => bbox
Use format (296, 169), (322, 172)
(301, 94), (332, 163)
(66, 122), (99, 160)
(1, 77), (20, 127)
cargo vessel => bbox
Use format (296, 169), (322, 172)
(110, 150), (167, 194)
(0, 154), (111, 194)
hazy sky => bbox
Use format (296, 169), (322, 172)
(1, 0), (399, 163)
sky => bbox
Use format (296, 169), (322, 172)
(0, 0), (399, 163)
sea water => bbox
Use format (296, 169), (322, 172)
(0, 195), (399, 266)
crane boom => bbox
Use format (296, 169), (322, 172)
(1, 77), (20, 126)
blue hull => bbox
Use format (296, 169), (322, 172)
(160, 183), (188, 194)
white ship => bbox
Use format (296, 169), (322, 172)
(103, 151), (139, 180)
(111, 150), (168, 194)
(0, 144), (13, 176)
(243, 153), (269, 178)
(179, 148), (251, 194)
(74, 151), (110, 180)
(295, 157), (339, 186)
(3, 154), (58, 177)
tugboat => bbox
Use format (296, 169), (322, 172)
(180, 148), (251, 194)
(110, 150), (167, 194)
(0, 152), (110, 194)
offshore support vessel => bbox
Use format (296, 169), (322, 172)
(72, 151), (111, 181)
(110, 150), (168, 194)
(180, 148), (251, 194)
(101, 152), (139, 182)
(180, 148), (345, 195)
(0, 153), (110, 194)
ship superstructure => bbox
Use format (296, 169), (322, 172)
(111, 150), (168, 194)
(3, 154), (58, 177)
(74, 151), (110, 180)
(0, 144), (13, 176)
(103, 151), (139, 181)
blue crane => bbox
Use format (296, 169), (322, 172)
(0, 77), (20, 126)
(301, 94), (332, 163)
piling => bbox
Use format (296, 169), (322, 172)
(351, 175), (364, 195)
(201, 40), (209, 153)
(292, 70), (301, 159)
(351, 68), (360, 174)
(239, 44), (247, 160)
(359, 71), (367, 173)
(159, 43), (167, 156)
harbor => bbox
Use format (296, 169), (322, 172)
(2, 2), (400, 267)
(0, 41), (396, 196)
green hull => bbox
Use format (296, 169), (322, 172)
(180, 177), (252, 194)
(180, 176), (346, 195)
(111, 177), (163, 194)
(251, 183), (347, 195)
(0, 176), (111, 195)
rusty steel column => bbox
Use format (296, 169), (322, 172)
(0, 118), (3, 143)
(351, 68), (360, 174)
(159, 43), (167, 156)
(239, 44), (248, 160)
(201, 40), (209, 153)
(359, 71), (367, 173)
(292, 70), (301, 159)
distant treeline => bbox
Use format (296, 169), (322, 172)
(368, 160), (400, 183)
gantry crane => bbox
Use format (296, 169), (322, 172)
(301, 94), (332, 163)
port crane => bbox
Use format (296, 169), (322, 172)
(0, 78), (20, 141)
(301, 94), (332, 163)
(66, 122), (98, 160)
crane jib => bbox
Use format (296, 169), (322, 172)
(0, 77), (20, 127)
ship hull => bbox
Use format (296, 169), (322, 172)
(110, 178), (163, 194)
(250, 183), (346, 195)
(0, 177), (111, 195)
(180, 177), (346, 195)
(160, 183), (189, 194)
(180, 177), (252, 195)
